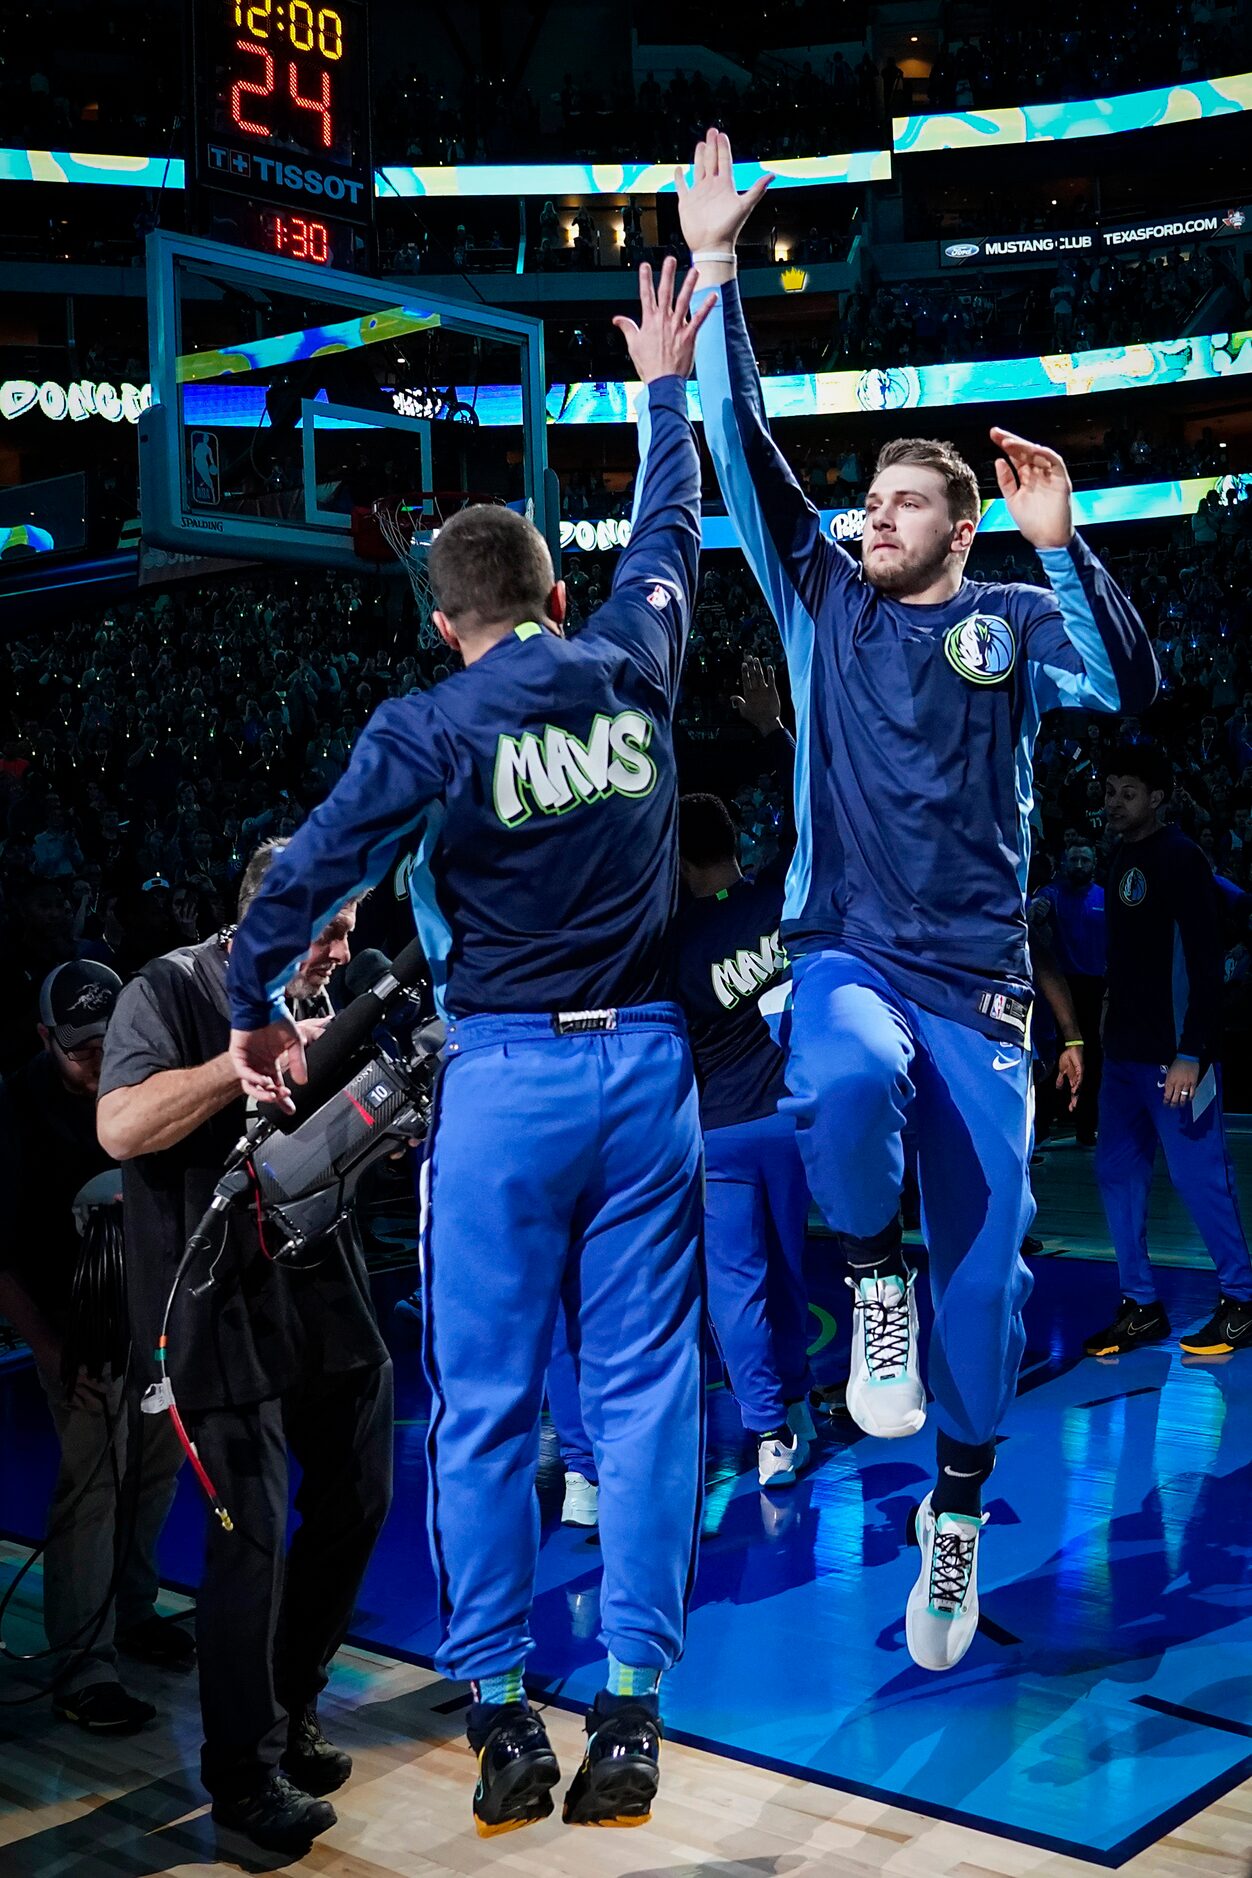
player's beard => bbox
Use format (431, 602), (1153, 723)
(862, 536), (951, 596)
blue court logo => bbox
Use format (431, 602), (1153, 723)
(943, 614), (1016, 685)
(1119, 866), (1148, 907)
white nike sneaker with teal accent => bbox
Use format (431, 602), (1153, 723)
(757, 1429), (808, 1488)
(844, 1272), (926, 1438)
(561, 1472), (599, 1527)
(905, 1492), (988, 1671)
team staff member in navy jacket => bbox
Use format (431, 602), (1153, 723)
(681, 128), (1158, 1673)
(676, 659), (814, 1489)
(1086, 743), (1252, 1359)
(227, 262), (712, 1839)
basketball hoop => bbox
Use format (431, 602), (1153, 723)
(352, 491), (527, 645)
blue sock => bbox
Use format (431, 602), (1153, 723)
(471, 1667), (526, 1709)
(606, 1654), (661, 1699)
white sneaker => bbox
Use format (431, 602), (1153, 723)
(561, 1471), (599, 1527)
(844, 1272), (926, 1438)
(787, 1398), (816, 1443)
(905, 1491), (988, 1671)
(757, 1429), (808, 1488)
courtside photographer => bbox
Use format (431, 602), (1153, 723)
(95, 839), (393, 1855)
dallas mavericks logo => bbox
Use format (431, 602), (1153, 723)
(943, 614), (1016, 685)
(1119, 867), (1148, 907)
(855, 366), (919, 412)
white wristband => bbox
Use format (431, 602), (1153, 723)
(691, 250), (737, 265)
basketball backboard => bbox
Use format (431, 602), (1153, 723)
(138, 229), (555, 572)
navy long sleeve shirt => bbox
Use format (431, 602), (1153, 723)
(1104, 826), (1224, 1068)
(693, 276), (1159, 1043)
(228, 375), (700, 1026)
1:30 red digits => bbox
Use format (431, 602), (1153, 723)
(269, 215), (330, 262)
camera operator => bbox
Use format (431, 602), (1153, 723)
(95, 840), (393, 1856)
(0, 962), (187, 1731)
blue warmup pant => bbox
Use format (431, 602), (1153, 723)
(546, 1309), (596, 1482)
(703, 1111), (812, 1432)
(781, 950), (1035, 1450)
(1096, 1057), (1252, 1304)
(419, 1006), (704, 1683)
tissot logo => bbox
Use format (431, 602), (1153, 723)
(247, 156), (366, 204)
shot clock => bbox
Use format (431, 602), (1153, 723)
(189, 0), (373, 269)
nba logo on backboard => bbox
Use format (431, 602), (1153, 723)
(190, 432), (220, 506)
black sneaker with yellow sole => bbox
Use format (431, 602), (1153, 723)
(1179, 1296), (1252, 1355)
(563, 1695), (661, 1827)
(471, 1705), (560, 1838)
(1084, 1298), (1171, 1357)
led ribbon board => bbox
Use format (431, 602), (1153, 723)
(561, 476), (1251, 551)
(377, 151), (890, 197)
(176, 328), (1252, 428)
(0, 146), (887, 194)
(895, 70), (1252, 153)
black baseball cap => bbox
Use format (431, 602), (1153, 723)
(39, 960), (123, 1049)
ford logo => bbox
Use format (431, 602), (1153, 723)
(945, 242), (980, 259)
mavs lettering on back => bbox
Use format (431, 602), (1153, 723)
(711, 930), (787, 1010)
(493, 710), (656, 827)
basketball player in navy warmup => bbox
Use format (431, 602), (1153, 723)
(1086, 742), (1252, 1358)
(676, 660), (814, 1486)
(229, 260), (712, 1834)
(680, 129), (1157, 1670)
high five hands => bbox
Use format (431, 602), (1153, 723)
(674, 127), (772, 258)
(612, 256), (717, 383)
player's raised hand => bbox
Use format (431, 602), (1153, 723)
(731, 657), (784, 735)
(675, 127), (772, 256)
(612, 255), (717, 383)
(991, 427), (1074, 550)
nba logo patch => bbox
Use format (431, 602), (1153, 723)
(646, 584), (670, 609)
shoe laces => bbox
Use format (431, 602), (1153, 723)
(847, 1274), (912, 1376)
(929, 1521), (980, 1613)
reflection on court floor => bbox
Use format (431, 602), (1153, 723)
(2, 1167), (1250, 1863)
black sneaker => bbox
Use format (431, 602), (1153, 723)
(52, 1681), (156, 1734)
(1180, 1297), (1252, 1355)
(809, 1381), (850, 1419)
(282, 1705), (353, 1796)
(118, 1615), (196, 1668)
(472, 1705), (560, 1838)
(211, 1772), (336, 1853)
(1084, 1298), (1171, 1357)
(563, 1697), (661, 1828)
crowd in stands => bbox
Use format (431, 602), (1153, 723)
(5, 0), (1245, 168)
(831, 244), (1231, 373)
(3, 498), (1252, 1078)
(925, 0), (1248, 112)
(372, 60), (883, 172)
